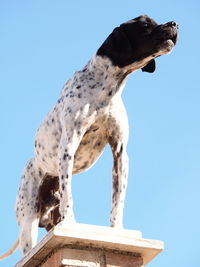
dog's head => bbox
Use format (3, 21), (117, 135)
(97, 15), (178, 73)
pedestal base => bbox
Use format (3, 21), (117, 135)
(15, 224), (164, 267)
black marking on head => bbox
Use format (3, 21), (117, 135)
(97, 15), (159, 68)
(97, 15), (178, 70)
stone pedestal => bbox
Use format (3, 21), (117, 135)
(15, 224), (164, 267)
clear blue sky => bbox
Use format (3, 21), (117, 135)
(0, 1), (199, 266)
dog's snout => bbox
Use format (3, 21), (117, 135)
(167, 21), (178, 28)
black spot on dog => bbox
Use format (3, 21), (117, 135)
(62, 183), (65, 191)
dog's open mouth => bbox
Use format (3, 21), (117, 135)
(171, 35), (178, 45)
(152, 21), (178, 54)
(158, 30), (178, 45)
(165, 34), (178, 46)
(157, 32), (178, 53)
(163, 38), (175, 48)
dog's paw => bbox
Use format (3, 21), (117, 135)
(110, 214), (124, 229)
(110, 221), (124, 229)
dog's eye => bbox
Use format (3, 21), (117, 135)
(143, 23), (149, 28)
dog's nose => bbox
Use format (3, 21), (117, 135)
(167, 21), (178, 28)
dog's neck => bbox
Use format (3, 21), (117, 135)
(61, 54), (155, 103)
(86, 55), (130, 97)
(87, 55), (156, 95)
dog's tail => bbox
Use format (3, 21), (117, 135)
(0, 238), (19, 260)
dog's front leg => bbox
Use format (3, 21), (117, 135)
(108, 108), (129, 228)
(58, 132), (81, 226)
(109, 137), (129, 228)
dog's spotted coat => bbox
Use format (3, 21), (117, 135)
(0, 15), (178, 258)
(16, 56), (131, 253)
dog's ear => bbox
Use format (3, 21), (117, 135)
(97, 27), (133, 68)
(141, 59), (156, 73)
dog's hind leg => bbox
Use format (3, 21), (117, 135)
(18, 216), (39, 255)
(57, 128), (86, 226)
(15, 159), (43, 255)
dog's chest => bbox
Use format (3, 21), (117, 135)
(73, 117), (108, 174)
(35, 108), (111, 175)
